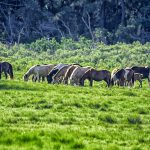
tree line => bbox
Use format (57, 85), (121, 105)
(0, 0), (150, 44)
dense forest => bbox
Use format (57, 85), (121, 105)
(0, 0), (150, 44)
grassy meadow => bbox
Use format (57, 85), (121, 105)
(0, 39), (150, 149)
(0, 80), (150, 150)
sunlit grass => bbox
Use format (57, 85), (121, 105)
(0, 80), (150, 149)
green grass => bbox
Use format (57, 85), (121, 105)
(0, 80), (150, 149)
(0, 40), (150, 149)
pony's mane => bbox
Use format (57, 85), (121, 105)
(25, 66), (36, 76)
(72, 63), (82, 67)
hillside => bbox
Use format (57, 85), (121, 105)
(0, 40), (150, 149)
(0, 80), (150, 149)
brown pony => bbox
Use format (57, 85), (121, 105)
(80, 69), (111, 87)
(69, 66), (91, 85)
(63, 64), (80, 84)
(0, 62), (13, 79)
(52, 65), (71, 84)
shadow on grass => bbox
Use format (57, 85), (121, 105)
(0, 80), (42, 91)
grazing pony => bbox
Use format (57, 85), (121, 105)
(24, 64), (55, 82)
(69, 66), (91, 85)
(80, 69), (111, 87)
(63, 65), (80, 84)
(131, 66), (150, 86)
(52, 65), (71, 84)
(46, 64), (68, 84)
(111, 68), (134, 87)
(0, 62), (13, 79)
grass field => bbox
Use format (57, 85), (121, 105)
(0, 79), (150, 150)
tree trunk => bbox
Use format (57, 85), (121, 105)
(121, 0), (125, 26)
(101, 0), (106, 28)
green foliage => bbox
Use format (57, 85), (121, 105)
(0, 38), (150, 81)
(1, 0), (150, 44)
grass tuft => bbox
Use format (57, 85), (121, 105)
(127, 115), (142, 124)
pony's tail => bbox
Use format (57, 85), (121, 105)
(9, 64), (14, 79)
(131, 74), (134, 86)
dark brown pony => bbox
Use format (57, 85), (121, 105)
(130, 66), (150, 86)
(80, 69), (111, 87)
(0, 62), (13, 79)
(63, 65), (80, 84)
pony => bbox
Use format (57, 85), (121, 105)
(52, 65), (71, 84)
(24, 64), (55, 82)
(46, 64), (68, 84)
(111, 68), (134, 87)
(69, 66), (91, 85)
(80, 69), (111, 87)
(63, 64), (80, 84)
(0, 62), (13, 79)
(130, 66), (150, 86)
(134, 73), (143, 88)
(111, 68), (120, 86)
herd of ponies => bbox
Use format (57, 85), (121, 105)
(0, 61), (150, 88)
(23, 63), (150, 88)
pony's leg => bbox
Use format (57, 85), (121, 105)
(74, 78), (79, 86)
(32, 75), (36, 82)
(39, 76), (42, 82)
(4, 71), (8, 79)
(106, 79), (110, 87)
(89, 79), (93, 87)
(69, 79), (74, 85)
(148, 78), (150, 87)
(59, 76), (63, 84)
(79, 79), (84, 86)
(139, 80), (142, 88)
(63, 77), (68, 84)
(42, 77), (45, 82)
(104, 78), (110, 87)
(140, 80), (142, 88)
(35, 76), (38, 82)
(37, 74), (40, 82)
(0, 73), (1, 80)
(82, 80), (84, 86)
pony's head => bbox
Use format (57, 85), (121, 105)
(8, 69), (13, 79)
(23, 74), (29, 81)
